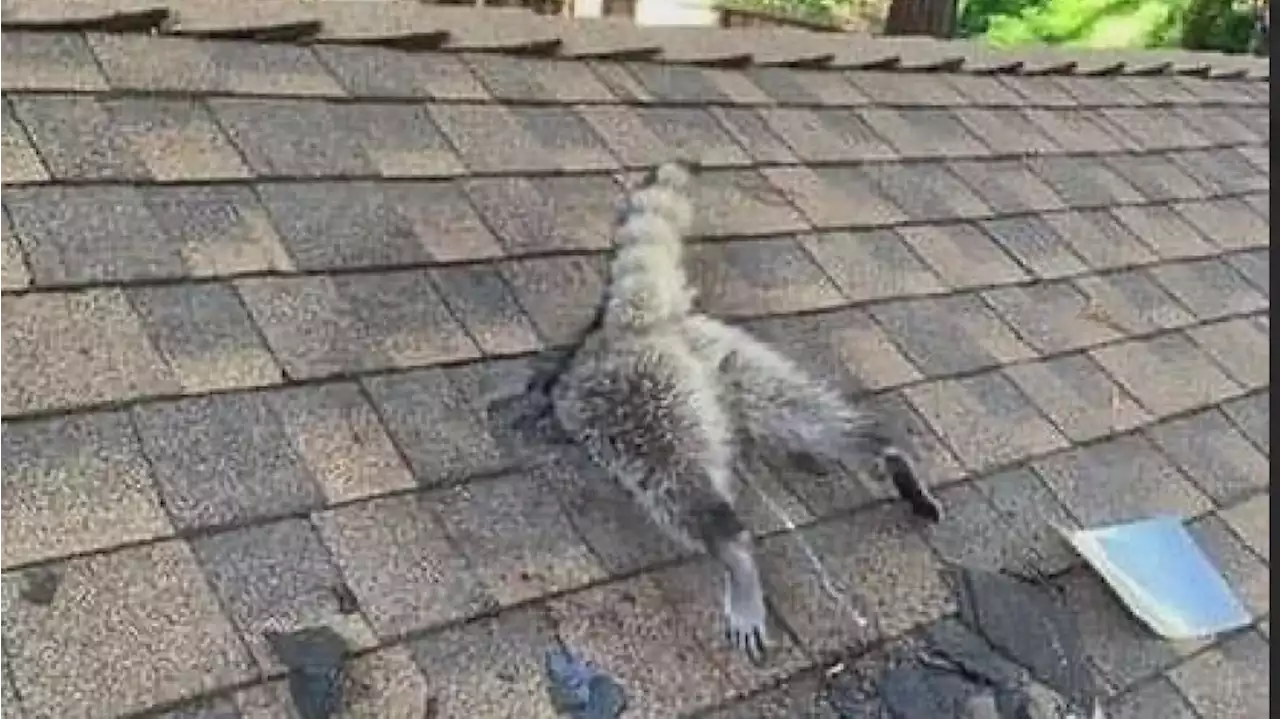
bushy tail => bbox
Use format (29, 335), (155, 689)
(602, 162), (698, 333)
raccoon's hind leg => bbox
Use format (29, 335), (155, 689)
(688, 501), (768, 664)
(685, 316), (943, 522)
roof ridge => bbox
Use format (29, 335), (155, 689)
(0, 0), (1270, 80)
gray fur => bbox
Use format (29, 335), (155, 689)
(543, 162), (940, 665)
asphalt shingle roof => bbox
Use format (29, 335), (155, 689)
(0, 1), (1270, 716)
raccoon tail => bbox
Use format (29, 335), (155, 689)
(602, 162), (699, 334)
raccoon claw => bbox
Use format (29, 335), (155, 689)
(724, 587), (769, 665)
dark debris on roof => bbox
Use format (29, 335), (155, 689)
(0, 1), (1270, 716)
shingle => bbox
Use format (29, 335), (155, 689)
(11, 95), (247, 181)
(1089, 333), (1241, 417)
(1227, 105), (1270, 140)
(1175, 76), (1257, 104)
(1188, 317), (1269, 389)
(0, 32), (107, 91)
(1041, 209), (1157, 270)
(313, 494), (492, 638)
(800, 229), (945, 302)
(2, 542), (255, 717)
(236, 272), (479, 379)
(128, 283), (283, 394)
(1109, 205), (1216, 260)
(943, 74), (1027, 106)
(497, 254), (607, 345)
(191, 518), (377, 670)
(0, 209), (31, 291)
(1054, 569), (1203, 694)
(1191, 514), (1270, 618)
(861, 162), (994, 222)
(922, 482), (1033, 573)
(258, 180), (500, 269)
(709, 107), (799, 163)
(313, 45), (490, 100)
(533, 452), (686, 574)
(433, 475), (605, 605)
(264, 382), (416, 504)
(88, 33), (343, 95)
(1025, 156), (1144, 208)
(1053, 76), (1146, 107)
(598, 62), (770, 104)
(647, 559), (811, 693)
(580, 106), (752, 168)
(429, 104), (617, 173)
(409, 607), (561, 718)
(143, 185), (296, 277)
(757, 107), (897, 162)
(1100, 107), (1210, 151)
(953, 108), (1061, 155)
(1182, 147), (1270, 196)
(763, 165), (907, 229)
(982, 280), (1122, 354)
(1, 289), (178, 416)
(1241, 189), (1269, 219)
(547, 577), (738, 715)
(975, 468), (1079, 575)
(132, 392), (325, 530)
(1219, 493), (1269, 561)
(947, 158), (1067, 214)
(5, 186), (181, 284)
(1, 100), (48, 185)
(748, 66), (868, 105)
(1149, 258), (1268, 321)
(1005, 353), (1151, 442)
(1174, 198), (1270, 250)
(214, 99), (465, 178)
(1169, 631), (1270, 719)
(463, 53), (616, 102)
(1103, 153), (1211, 202)
(871, 293), (1034, 377)
(742, 309), (924, 392)
(361, 367), (508, 485)
(1022, 109), (1132, 153)
(1107, 677), (1198, 719)
(844, 70), (968, 106)
(1146, 409), (1269, 504)
(859, 108), (989, 158)
(897, 222), (1029, 289)
(237, 645), (432, 717)
(1, 412), (171, 569)
(1117, 76), (1200, 104)
(431, 265), (542, 355)
(693, 168), (812, 237)
(1220, 391), (1268, 453)
(1000, 76), (1079, 107)
(463, 174), (621, 254)
(760, 506), (954, 655)
(1036, 434), (1213, 527)
(687, 238), (845, 317)
(979, 215), (1087, 280)
(1073, 269), (1196, 333)
(906, 370), (1068, 472)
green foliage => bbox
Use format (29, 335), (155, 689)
(957, 0), (1258, 50)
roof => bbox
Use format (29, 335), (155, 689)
(0, 1), (1270, 716)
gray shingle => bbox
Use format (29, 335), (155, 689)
(1149, 258), (1269, 321)
(692, 169), (811, 237)
(710, 107), (800, 163)
(142, 185), (296, 277)
(1, 99), (48, 185)
(1, 411), (172, 569)
(3, 541), (255, 717)
(1073, 269), (1196, 334)
(1090, 333), (1241, 417)
(947, 159), (1067, 214)
(1041, 210), (1157, 271)
(1005, 353), (1151, 442)
(1174, 198), (1270, 251)
(128, 283), (283, 393)
(979, 215), (1088, 280)
(757, 107), (896, 162)
(0, 209), (31, 291)
(1188, 316), (1270, 389)
(132, 392), (325, 530)
(897, 222), (1028, 289)
(431, 265), (543, 355)
(1026, 156), (1144, 208)
(192, 518), (377, 669)
(2, 289), (178, 415)
(497, 254), (608, 345)
(601, 62), (770, 104)
(1022, 108), (1132, 153)
(686, 238), (845, 317)
(983, 280), (1123, 354)
(430, 104), (617, 173)
(1188, 515), (1269, 617)
(463, 174), (621, 254)
(314, 45), (490, 100)
(463, 53), (616, 103)
(742, 310), (923, 393)
(1146, 409), (1269, 504)
(237, 272), (480, 380)
(859, 108), (988, 158)
(1, 32), (107, 91)
(861, 162), (993, 222)
(314, 494), (493, 638)
(1103, 153), (1211, 202)
(748, 66), (868, 105)
(579, 106), (753, 167)
(801, 229), (946, 302)
(763, 165), (907, 229)
(1110, 204), (1217, 260)
(1169, 631), (1270, 719)
(870, 293), (1034, 376)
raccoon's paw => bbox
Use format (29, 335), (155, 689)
(880, 448), (944, 523)
(723, 581), (769, 665)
